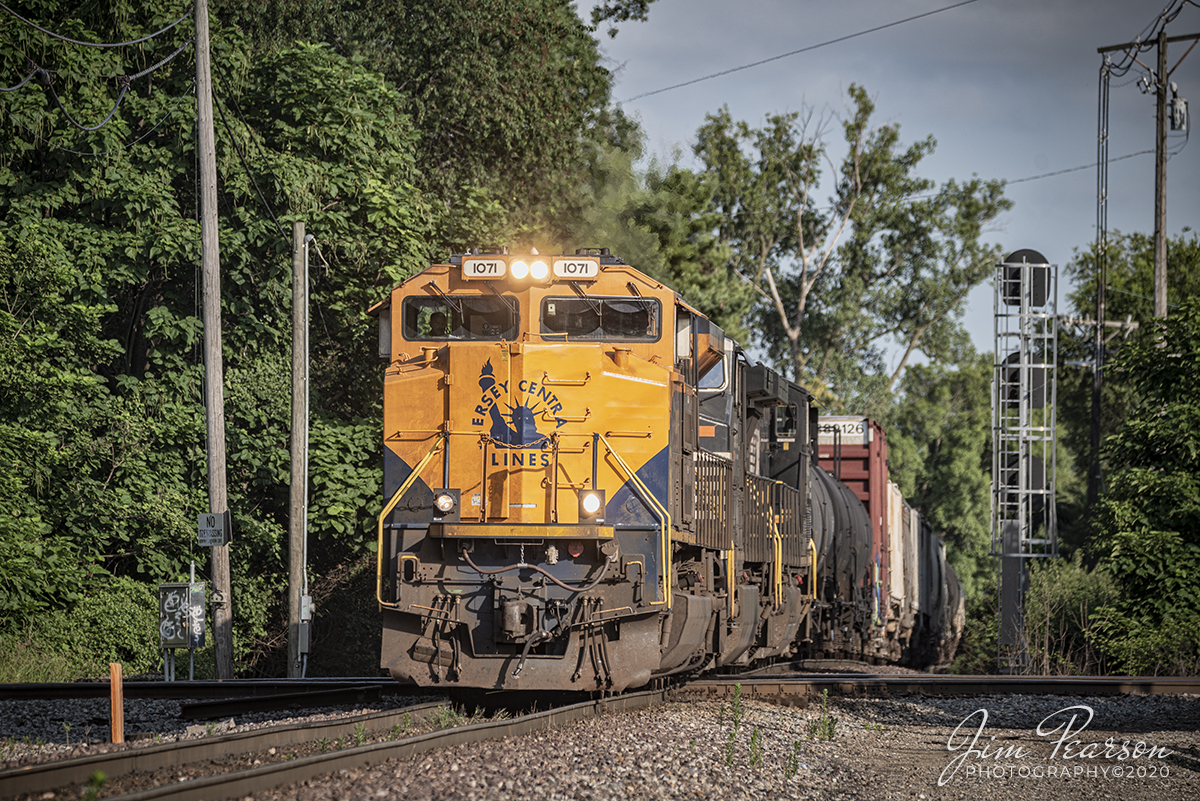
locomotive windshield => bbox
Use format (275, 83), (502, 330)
(539, 297), (660, 340)
(402, 296), (518, 341)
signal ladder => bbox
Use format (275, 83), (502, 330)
(992, 250), (1059, 674)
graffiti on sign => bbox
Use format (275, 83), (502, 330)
(158, 583), (205, 649)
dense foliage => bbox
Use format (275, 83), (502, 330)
(218, 0), (640, 248)
(0, 0), (432, 675)
(1056, 231), (1200, 551)
(1087, 302), (1200, 674)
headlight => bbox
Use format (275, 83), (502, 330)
(510, 260), (530, 279)
(578, 489), (605, 523)
(434, 492), (456, 513)
(530, 260), (549, 280)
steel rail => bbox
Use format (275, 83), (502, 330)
(0, 678), (402, 701)
(180, 684), (394, 720)
(8, 674), (1194, 800)
(0, 701), (447, 799)
(687, 674), (1200, 701)
(84, 689), (667, 801)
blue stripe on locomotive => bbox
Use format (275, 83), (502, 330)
(382, 448), (434, 524)
(607, 445), (670, 527)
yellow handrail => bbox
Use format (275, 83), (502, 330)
(770, 514), (783, 607)
(726, 549), (736, 620)
(376, 433), (447, 608)
(597, 434), (672, 610)
(809, 538), (818, 600)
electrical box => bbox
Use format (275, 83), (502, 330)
(745, 363), (786, 406)
(159, 583), (205, 649)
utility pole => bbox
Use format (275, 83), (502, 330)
(1088, 250), (1105, 507)
(1155, 29), (1168, 319)
(1097, 31), (1199, 320)
(288, 222), (309, 679)
(196, 0), (234, 680)
(1091, 30), (1198, 504)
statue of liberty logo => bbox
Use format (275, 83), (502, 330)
(476, 360), (549, 449)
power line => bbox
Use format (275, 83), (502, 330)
(40, 71), (131, 132)
(0, 66), (37, 92)
(1007, 149), (1155, 185)
(126, 37), (194, 80)
(620, 0), (982, 103)
(0, 2), (193, 48)
(1104, 0), (1196, 72)
(31, 38), (194, 132)
(18, 80), (195, 157)
(212, 86), (289, 243)
(212, 61), (291, 218)
(210, 60), (294, 243)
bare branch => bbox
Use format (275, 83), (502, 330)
(762, 264), (799, 341)
(886, 298), (960, 392)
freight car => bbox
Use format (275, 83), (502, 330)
(369, 249), (963, 691)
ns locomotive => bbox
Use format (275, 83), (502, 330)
(369, 249), (964, 691)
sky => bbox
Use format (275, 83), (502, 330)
(597, 0), (1200, 363)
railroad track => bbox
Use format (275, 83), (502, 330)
(1, 700), (446, 800)
(0, 678), (400, 702)
(1, 690), (667, 801)
(5, 675), (1196, 801)
(689, 673), (1200, 701)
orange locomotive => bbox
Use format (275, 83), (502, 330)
(370, 249), (962, 691)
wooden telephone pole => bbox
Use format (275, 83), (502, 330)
(1097, 30), (1199, 320)
(288, 223), (309, 678)
(196, 0), (234, 680)
(1155, 29), (1168, 319)
(1090, 29), (1198, 504)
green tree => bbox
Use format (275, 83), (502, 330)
(220, 0), (641, 247)
(887, 350), (993, 600)
(1089, 301), (1200, 674)
(1055, 231), (1200, 549)
(694, 87), (1011, 414)
(567, 143), (750, 341)
(0, 2), (431, 672)
(0, 232), (111, 620)
(1022, 554), (1116, 676)
(639, 164), (751, 343)
(590, 0), (660, 36)
(1065, 230), (1200, 325)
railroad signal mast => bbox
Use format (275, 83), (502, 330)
(992, 250), (1059, 674)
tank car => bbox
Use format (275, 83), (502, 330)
(369, 249), (963, 691)
(815, 417), (966, 665)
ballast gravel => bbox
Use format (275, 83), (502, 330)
(0, 693), (432, 768)
(3, 691), (1198, 800)
(247, 693), (1199, 801)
